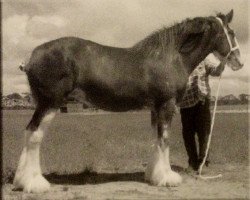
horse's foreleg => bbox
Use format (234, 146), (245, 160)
(145, 99), (182, 186)
(13, 107), (57, 193)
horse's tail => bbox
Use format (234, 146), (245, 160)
(19, 62), (28, 72)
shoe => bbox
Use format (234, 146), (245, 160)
(185, 163), (198, 174)
(188, 159), (199, 171)
(198, 159), (210, 167)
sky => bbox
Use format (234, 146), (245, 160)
(2, 0), (249, 96)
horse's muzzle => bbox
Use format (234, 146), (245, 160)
(231, 61), (244, 71)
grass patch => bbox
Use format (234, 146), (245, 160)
(2, 110), (249, 184)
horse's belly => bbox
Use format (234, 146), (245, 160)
(83, 85), (147, 112)
(86, 93), (146, 111)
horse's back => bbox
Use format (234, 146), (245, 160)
(25, 37), (150, 110)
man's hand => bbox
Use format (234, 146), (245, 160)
(216, 60), (226, 76)
(220, 57), (228, 66)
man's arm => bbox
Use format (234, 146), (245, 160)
(205, 58), (227, 77)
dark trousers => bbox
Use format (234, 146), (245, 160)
(180, 98), (211, 169)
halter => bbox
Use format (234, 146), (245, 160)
(215, 17), (240, 58)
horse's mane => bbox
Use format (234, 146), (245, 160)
(131, 15), (220, 58)
(131, 23), (182, 57)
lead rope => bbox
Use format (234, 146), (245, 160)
(196, 17), (240, 180)
(197, 74), (222, 179)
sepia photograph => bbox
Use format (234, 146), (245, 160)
(2, 0), (249, 199)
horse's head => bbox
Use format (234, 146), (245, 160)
(213, 9), (244, 71)
(178, 10), (243, 73)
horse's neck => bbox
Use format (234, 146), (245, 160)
(176, 17), (216, 74)
(187, 45), (214, 74)
(183, 37), (214, 74)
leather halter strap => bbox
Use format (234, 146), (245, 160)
(215, 17), (240, 58)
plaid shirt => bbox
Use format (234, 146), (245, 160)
(179, 59), (224, 108)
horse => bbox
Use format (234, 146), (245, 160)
(14, 10), (243, 193)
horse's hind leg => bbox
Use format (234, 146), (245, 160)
(145, 99), (182, 186)
(13, 105), (58, 193)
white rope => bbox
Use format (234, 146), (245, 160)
(196, 17), (240, 180)
(197, 74), (222, 179)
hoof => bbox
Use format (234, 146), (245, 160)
(146, 169), (182, 187)
(14, 174), (50, 193)
(158, 170), (182, 187)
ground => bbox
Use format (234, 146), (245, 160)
(3, 164), (249, 199)
(2, 108), (249, 199)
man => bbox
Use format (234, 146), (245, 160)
(179, 56), (227, 171)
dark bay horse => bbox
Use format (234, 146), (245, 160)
(14, 10), (243, 193)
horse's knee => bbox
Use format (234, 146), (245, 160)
(162, 99), (177, 122)
(26, 129), (44, 145)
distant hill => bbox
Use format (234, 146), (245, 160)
(6, 93), (23, 100)
(239, 94), (250, 104)
(219, 94), (241, 105)
(2, 93), (34, 110)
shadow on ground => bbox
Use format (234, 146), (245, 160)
(7, 165), (185, 192)
(44, 165), (185, 185)
(45, 171), (145, 185)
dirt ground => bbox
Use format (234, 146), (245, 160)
(3, 164), (249, 200)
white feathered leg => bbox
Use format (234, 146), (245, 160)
(14, 109), (57, 193)
(145, 124), (182, 186)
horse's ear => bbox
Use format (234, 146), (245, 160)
(179, 32), (204, 54)
(225, 9), (234, 23)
